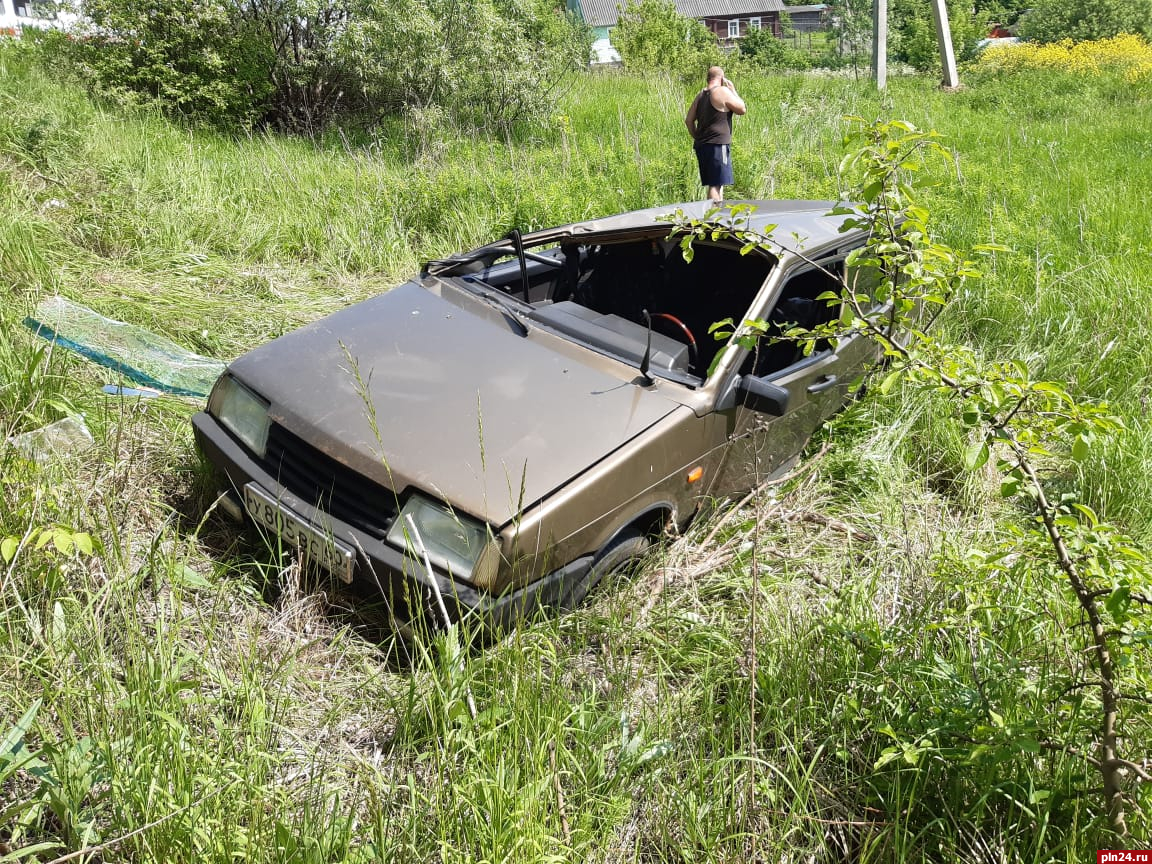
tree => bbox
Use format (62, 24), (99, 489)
(59, 0), (276, 130)
(670, 117), (1152, 839)
(43, 0), (589, 133)
(824, 0), (873, 71)
(1016, 0), (1152, 43)
(340, 0), (590, 131)
(611, 0), (718, 74)
(890, 0), (988, 70)
(738, 25), (810, 70)
(973, 0), (1031, 27)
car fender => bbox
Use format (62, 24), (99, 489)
(598, 501), (677, 553)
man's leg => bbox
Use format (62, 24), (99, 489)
(707, 185), (723, 202)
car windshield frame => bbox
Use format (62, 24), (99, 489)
(430, 225), (783, 390)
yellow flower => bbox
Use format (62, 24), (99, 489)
(973, 33), (1152, 80)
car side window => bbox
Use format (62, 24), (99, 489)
(740, 259), (844, 379)
(844, 258), (888, 312)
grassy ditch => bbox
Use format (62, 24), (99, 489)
(1, 37), (1150, 861)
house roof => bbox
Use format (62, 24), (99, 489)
(782, 4), (827, 13)
(575, 0), (785, 28)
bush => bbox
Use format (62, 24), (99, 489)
(47, 0), (276, 131)
(42, 0), (590, 134)
(612, 0), (719, 74)
(971, 33), (1152, 82)
(1017, 0), (1152, 43)
(340, 0), (591, 132)
(738, 26), (811, 70)
(890, 0), (990, 70)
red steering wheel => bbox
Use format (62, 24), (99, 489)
(650, 312), (699, 370)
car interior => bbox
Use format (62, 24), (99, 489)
(437, 235), (843, 385)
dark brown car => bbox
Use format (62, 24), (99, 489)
(192, 201), (887, 631)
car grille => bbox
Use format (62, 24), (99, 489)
(261, 423), (397, 540)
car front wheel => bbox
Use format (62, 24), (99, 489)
(560, 527), (651, 610)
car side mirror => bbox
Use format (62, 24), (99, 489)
(736, 375), (790, 416)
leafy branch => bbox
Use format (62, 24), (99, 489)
(670, 116), (1150, 838)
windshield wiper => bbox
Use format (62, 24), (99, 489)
(465, 282), (530, 337)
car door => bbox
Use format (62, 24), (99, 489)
(707, 255), (880, 494)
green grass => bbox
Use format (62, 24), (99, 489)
(1, 37), (1150, 861)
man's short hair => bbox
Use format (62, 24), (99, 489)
(707, 65), (724, 82)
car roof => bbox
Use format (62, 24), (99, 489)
(539, 200), (857, 251)
(543, 200), (852, 241)
(424, 200), (865, 278)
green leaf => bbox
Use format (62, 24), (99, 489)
(879, 370), (903, 395)
(1071, 434), (1091, 462)
(707, 318), (734, 334)
(1071, 503), (1099, 525)
(963, 439), (990, 472)
(73, 532), (95, 556)
(862, 180), (883, 203)
(1105, 587), (1131, 620)
(874, 747), (901, 770)
(175, 566), (212, 589)
(0, 699), (41, 764)
(52, 532), (74, 556)
(0, 537), (17, 564)
(1000, 476), (1021, 497)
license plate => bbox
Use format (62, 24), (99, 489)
(243, 483), (354, 583)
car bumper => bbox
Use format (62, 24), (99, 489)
(191, 411), (592, 633)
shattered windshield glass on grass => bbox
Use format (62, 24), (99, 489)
(24, 297), (226, 398)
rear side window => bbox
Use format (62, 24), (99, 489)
(740, 259), (844, 378)
(844, 258), (889, 311)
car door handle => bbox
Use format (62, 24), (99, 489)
(807, 375), (839, 394)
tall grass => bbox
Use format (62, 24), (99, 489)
(1, 36), (1149, 860)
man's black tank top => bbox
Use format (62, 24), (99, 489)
(694, 87), (733, 146)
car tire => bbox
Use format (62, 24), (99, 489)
(560, 527), (651, 610)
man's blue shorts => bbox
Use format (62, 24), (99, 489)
(695, 143), (733, 187)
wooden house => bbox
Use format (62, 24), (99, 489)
(569, 0), (788, 46)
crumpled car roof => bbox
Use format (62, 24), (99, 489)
(425, 200), (860, 277)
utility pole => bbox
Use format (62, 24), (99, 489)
(929, 0), (960, 87)
(872, 0), (888, 89)
(872, 0), (959, 90)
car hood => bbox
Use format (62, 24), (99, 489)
(227, 280), (685, 526)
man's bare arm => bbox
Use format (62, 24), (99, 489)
(684, 94), (700, 137)
(719, 81), (747, 115)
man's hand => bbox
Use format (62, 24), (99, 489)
(720, 81), (746, 116)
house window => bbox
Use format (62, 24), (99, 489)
(14, 0), (53, 16)
(750, 16), (761, 30)
(728, 19), (740, 38)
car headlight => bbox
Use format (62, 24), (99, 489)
(208, 375), (270, 458)
(387, 493), (501, 591)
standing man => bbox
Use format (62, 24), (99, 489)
(684, 66), (747, 204)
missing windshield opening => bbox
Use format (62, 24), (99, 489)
(452, 237), (773, 381)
